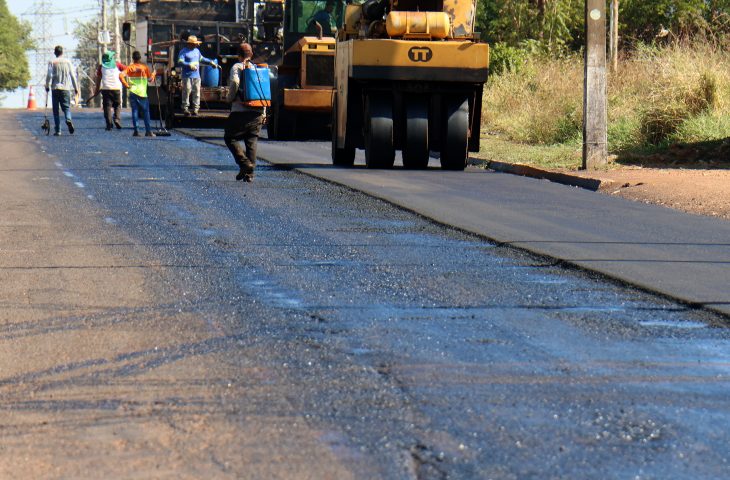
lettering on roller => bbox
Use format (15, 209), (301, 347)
(408, 47), (433, 63)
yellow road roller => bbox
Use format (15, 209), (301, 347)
(331, 0), (489, 170)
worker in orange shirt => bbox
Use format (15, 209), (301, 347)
(120, 51), (156, 137)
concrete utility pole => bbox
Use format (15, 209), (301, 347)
(114, 0), (121, 56)
(583, 0), (608, 169)
(609, 0), (619, 73)
(123, 0), (130, 108)
(124, 0), (130, 63)
(101, 0), (108, 54)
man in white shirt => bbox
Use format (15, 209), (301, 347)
(45, 45), (79, 136)
(94, 50), (126, 130)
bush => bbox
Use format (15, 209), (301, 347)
(483, 42), (730, 151)
(484, 52), (583, 145)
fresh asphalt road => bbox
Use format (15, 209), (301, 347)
(183, 127), (730, 318)
(4, 111), (730, 479)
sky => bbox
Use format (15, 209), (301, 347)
(2, 0), (99, 108)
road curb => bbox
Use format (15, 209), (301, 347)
(469, 157), (614, 192)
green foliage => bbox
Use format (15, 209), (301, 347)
(0, 0), (34, 91)
(73, 19), (101, 102)
(477, 1), (730, 50)
(478, 0), (583, 51)
(620, 0), (730, 43)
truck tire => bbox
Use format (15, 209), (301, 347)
(440, 95), (469, 171)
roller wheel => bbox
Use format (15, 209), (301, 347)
(402, 96), (430, 169)
(440, 95), (470, 171)
(332, 99), (355, 166)
(364, 92), (395, 169)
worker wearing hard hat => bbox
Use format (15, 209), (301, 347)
(177, 35), (221, 117)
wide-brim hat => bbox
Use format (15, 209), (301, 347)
(101, 50), (116, 69)
(186, 35), (202, 45)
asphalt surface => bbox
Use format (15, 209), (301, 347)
(3, 110), (730, 479)
(181, 128), (730, 318)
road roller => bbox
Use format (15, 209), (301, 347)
(331, 0), (489, 170)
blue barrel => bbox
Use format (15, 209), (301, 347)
(201, 59), (220, 87)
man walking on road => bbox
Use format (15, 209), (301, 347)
(177, 35), (220, 117)
(224, 43), (265, 183)
(45, 45), (78, 136)
(94, 51), (126, 131)
(120, 51), (156, 137)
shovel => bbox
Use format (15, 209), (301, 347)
(154, 86), (172, 137)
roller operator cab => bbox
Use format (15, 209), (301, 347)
(267, 0), (346, 140)
(332, 0), (490, 170)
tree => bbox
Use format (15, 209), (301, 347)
(478, 0), (584, 50)
(73, 19), (101, 105)
(619, 0), (730, 43)
(0, 0), (34, 91)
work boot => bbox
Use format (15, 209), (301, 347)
(145, 131), (156, 137)
(114, 120), (122, 129)
(66, 120), (74, 134)
(132, 130), (140, 137)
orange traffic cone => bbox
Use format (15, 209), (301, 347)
(27, 86), (37, 110)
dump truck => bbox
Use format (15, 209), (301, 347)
(331, 0), (489, 170)
(133, 0), (283, 127)
(267, 0), (346, 139)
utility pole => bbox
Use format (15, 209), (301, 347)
(609, 0), (619, 73)
(123, 0), (130, 108)
(114, 0), (121, 56)
(124, 0), (130, 64)
(101, 0), (108, 54)
(26, 0), (53, 91)
(583, 0), (608, 169)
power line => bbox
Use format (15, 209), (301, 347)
(27, 0), (53, 89)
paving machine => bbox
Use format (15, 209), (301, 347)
(332, 0), (489, 170)
(133, 0), (283, 127)
(267, 0), (346, 139)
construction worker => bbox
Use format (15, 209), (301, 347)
(93, 50), (126, 131)
(224, 43), (265, 183)
(177, 35), (220, 117)
(45, 45), (78, 136)
(309, 0), (337, 37)
(120, 51), (156, 137)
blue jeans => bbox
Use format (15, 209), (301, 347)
(130, 93), (152, 133)
(51, 90), (72, 133)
